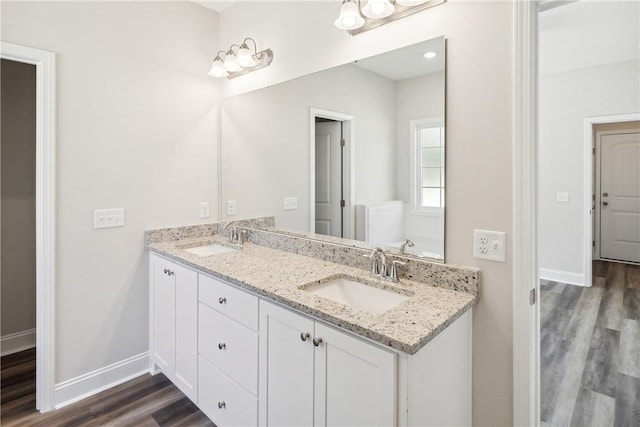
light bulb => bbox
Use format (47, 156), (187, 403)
(208, 58), (227, 77)
(362, 0), (394, 18)
(334, 0), (365, 30)
(224, 50), (241, 72)
(237, 45), (256, 68)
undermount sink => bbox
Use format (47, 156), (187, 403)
(303, 276), (410, 315)
(180, 243), (236, 257)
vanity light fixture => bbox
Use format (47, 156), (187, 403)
(208, 38), (273, 79)
(334, 0), (446, 35)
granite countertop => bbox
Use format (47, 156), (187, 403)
(148, 235), (476, 355)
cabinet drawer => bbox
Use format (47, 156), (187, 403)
(198, 356), (258, 427)
(199, 303), (258, 395)
(199, 274), (258, 330)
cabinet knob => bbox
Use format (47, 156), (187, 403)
(163, 268), (168, 274)
(168, 270), (174, 276)
(218, 342), (226, 350)
(313, 337), (323, 347)
(602, 201), (609, 206)
(300, 332), (310, 342)
(218, 297), (227, 304)
(217, 401), (226, 409)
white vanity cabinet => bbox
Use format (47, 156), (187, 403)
(197, 274), (259, 427)
(259, 300), (397, 427)
(149, 253), (198, 402)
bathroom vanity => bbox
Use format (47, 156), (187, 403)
(146, 223), (477, 426)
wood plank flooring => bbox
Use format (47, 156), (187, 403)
(541, 260), (640, 427)
(0, 349), (214, 427)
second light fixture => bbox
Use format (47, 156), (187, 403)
(208, 38), (273, 79)
(335, 0), (445, 34)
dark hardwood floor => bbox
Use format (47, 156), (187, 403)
(541, 260), (640, 427)
(0, 349), (214, 427)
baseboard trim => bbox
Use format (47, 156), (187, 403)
(54, 352), (149, 409)
(540, 268), (586, 286)
(1, 328), (36, 356)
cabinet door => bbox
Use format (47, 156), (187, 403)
(174, 263), (198, 402)
(259, 301), (315, 427)
(314, 323), (397, 427)
(150, 255), (175, 374)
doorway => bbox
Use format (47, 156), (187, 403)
(594, 122), (640, 265)
(309, 108), (354, 239)
(0, 42), (56, 412)
(1, 59), (37, 359)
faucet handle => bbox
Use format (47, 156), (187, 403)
(389, 260), (406, 282)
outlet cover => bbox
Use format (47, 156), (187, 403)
(556, 192), (570, 202)
(473, 229), (506, 262)
(94, 208), (125, 229)
(200, 202), (210, 218)
(227, 200), (236, 216)
(283, 196), (298, 211)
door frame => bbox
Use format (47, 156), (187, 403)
(0, 41), (56, 412)
(585, 113), (640, 270)
(309, 108), (355, 239)
(513, 1), (539, 425)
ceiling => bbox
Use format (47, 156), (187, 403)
(354, 37), (445, 82)
(191, 1), (237, 13)
(539, 0), (640, 75)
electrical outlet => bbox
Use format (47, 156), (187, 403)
(94, 208), (125, 229)
(556, 192), (570, 202)
(227, 200), (236, 216)
(200, 202), (210, 218)
(283, 196), (298, 210)
(473, 229), (506, 262)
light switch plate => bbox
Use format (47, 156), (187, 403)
(556, 192), (570, 202)
(200, 202), (210, 218)
(227, 201), (236, 216)
(473, 229), (506, 262)
(94, 208), (125, 229)
(283, 196), (298, 211)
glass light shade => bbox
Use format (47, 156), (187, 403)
(334, 0), (365, 30)
(395, 0), (428, 5)
(237, 45), (256, 68)
(362, 0), (395, 18)
(223, 51), (241, 72)
(208, 58), (228, 77)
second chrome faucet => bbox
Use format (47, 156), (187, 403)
(367, 247), (405, 283)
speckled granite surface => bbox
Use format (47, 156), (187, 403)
(144, 217), (275, 245)
(147, 231), (477, 355)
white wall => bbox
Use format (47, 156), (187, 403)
(221, 63), (396, 232)
(220, 2), (514, 425)
(1, 59), (37, 339)
(1, 1), (220, 383)
(395, 71), (445, 202)
(539, 58), (640, 283)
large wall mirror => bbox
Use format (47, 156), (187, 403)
(221, 36), (446, 261)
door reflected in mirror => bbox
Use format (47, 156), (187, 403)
(221, 36), (446, 261)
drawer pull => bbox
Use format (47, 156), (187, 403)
(313, 337), (323, 347)
(218, 297), (227, 304)
(218, 342), (226, 350)
(218, 401), (226, 409)
(300, 332), (310, 342)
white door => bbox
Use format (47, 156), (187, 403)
(174, 263), (198, 402)
(150, 256), (175, 374)
(259, 301), (315, 426)
(313, 323), (397, 427)
(315, 121), (343, 237)
(600, 132), (640, 263)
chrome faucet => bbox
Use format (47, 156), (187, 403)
(400, 238), (415, 254)
(366, 247), (405, 283)
(223, 223), (248, 245)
